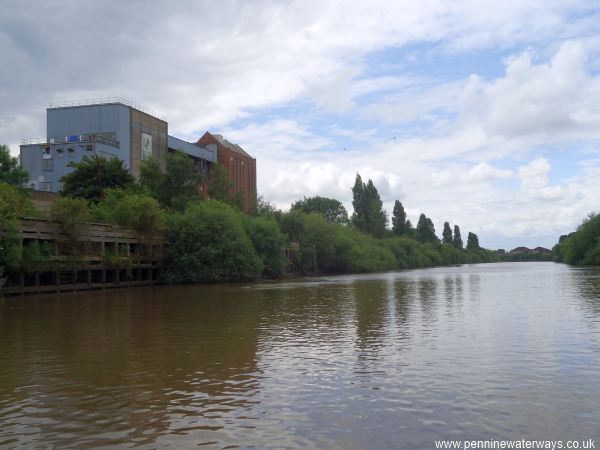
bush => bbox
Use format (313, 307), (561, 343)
(60, 155), (136, 203)
(22, 241), (52, 273)
(555, 213), (600, 265)
(140, 153), (202, 211)
(0, 182), (35, 271)
(0, 182), (34, 221)
(92, 189), (166, 241)
(162, 201), (263, 283)
(50, 197), (90, 259)
(245, 216), (287, 278)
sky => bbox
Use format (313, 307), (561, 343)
(2, 1), (600, 250)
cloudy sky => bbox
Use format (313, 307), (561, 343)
(2, 1), (600, 249)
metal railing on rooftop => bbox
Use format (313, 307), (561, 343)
(48, 97), (167, 121)
(21, 137), (50, 145)
(21, 132), (119, 147)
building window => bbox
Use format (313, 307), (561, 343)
(41, 182), (52, 192)
(42, 158), (54, 171)
(56, 148), (64, 158)
(68, 148), (75, 157)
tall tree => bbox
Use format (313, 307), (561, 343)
(139, 157), (162, 199)
(256, 194), (280, 217)
(453, 225), (463, 249)
(162, 151), (202, 210)
(392, 200), (408, 235)
(425, 217), (437, 242)
(0, 145), (28, 187)
(467, 232), (480, 250)
(208, 162), (233, 204)
(416, 214), (428, 242)
(416, 213), (438, 243)
(442, 222), (453, 244)
(292, 196), (348, 224)
(60, 155), (135, 203)
(351, 174), (387, 238)
(364, 180), (387, 238)
(351, 173), (366, 231)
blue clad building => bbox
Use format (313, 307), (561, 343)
(20, 98), (217, 192)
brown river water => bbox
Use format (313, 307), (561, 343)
(1, 262), (599, 449)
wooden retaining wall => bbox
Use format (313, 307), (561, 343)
(1, 217), (163, 296)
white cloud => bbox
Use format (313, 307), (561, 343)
(466, 162), (512, 182)
(517, 157), (551, 189)
(462, 41), (600, 140)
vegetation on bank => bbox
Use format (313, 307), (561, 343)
(497, 247), (553, 262)
(0, 147), (50, 286)
(552, 213), (600, 265)
(1, 145), (502, 286)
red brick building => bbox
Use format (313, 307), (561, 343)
(196, 132), (257, 214)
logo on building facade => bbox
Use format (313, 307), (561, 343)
(141, 133), (152, 160)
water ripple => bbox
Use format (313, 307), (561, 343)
(1, 263), (600, 448)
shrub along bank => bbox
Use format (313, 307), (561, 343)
(1, 187), (499, 285)
(1, 148), (500, 285)
(552, 213), (600, 265)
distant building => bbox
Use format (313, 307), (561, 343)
(197, 132), (257, 214)
(19, 99), (256, 213)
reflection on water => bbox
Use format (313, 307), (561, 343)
(1, 262), (600, 448)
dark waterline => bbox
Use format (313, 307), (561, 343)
(1, 262), (599, 449)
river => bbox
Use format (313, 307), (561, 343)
(1, 262), (599, 449)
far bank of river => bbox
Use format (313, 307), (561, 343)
(1, 262), (599, 449)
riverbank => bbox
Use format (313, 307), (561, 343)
(2, 175), (499, 294)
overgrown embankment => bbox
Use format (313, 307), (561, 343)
(552, 213), (600, 265)
(1, 148), (500, 287)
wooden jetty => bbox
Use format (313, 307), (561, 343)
(1, 217), (163, 296)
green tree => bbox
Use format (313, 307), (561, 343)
(416, 213), (437, 243)
(139, 157), (162, 199)
(91, 189), (165, 242)
(553, 213), (600, 265)
(162, 201), (262, 283)
(0, 145), (28, 186)
(392, 200), (408, 235)
(351, 173), (387, 238)
(140, 152), (202, 211)
(442, 222), (453, 244)
(50, 197), (91, 259)
(163, 151), (202, 210)
(453, 225), (463, 249)
(256, 194), (280, 217)
(0, 182), (35, 271)
(466, 232), (480, 250)
(351, 173), (367, 231)
(245, 216), (287, 277)
(0, 182), (34, 221)
(208, 162), (233, 204)
(292, 196), (348, 224)
(364, 180), (387, 238)
(60, 155), (135, 203)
